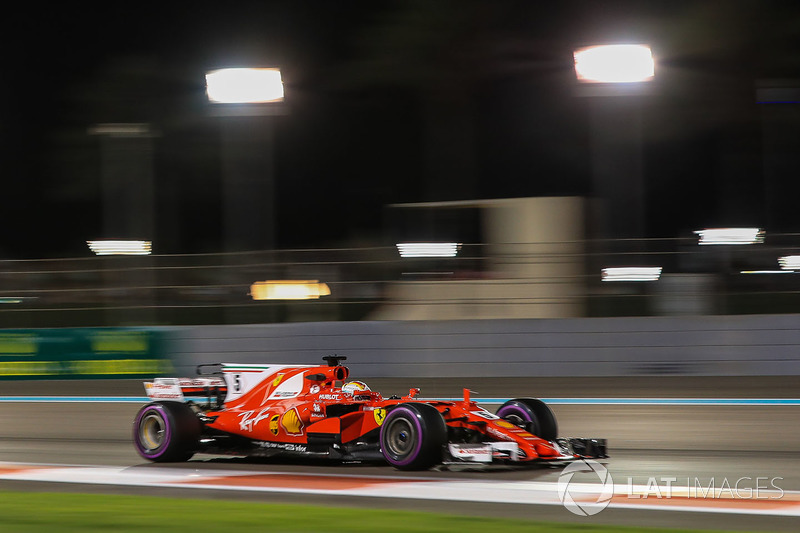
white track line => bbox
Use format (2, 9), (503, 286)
(1, 461), (799, 516)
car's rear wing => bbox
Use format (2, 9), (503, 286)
(145, 363), (320, 405)
(143, 377), (227, 404)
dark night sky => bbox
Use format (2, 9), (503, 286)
(3, 1), (800, 258)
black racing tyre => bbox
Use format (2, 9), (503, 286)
(496, 398), (558, 441)
(133, 402), (201, 462)
(379, 403), (447, 470)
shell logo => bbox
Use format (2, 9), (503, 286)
(269, 414), (280, 436)
(280, 408), (304, 435)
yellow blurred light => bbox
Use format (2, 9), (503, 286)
(87, 240), (152, 256)
(250, 280), (331, 300)
(396, 242), (461, 258)
(601, 266), (662, 282)
(88, 123), (153, 137)
(694, 228), (764, 245)
(741, 270), (795, 275)
(206, 68), (284, 104)
(574, 44), (655, 83)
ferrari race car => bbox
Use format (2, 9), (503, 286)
(133, 356), (607, 470)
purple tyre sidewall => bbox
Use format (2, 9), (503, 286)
(380, 406), (424, 467)
(134, 404), (173, 460)
(496, 403), (534, 423)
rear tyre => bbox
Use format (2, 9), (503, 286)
(497, 398), (558, 441)
(133, 402), (200, 462)
(380, 403), (447, 470)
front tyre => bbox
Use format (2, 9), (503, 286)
(497, 398), (558, 441)
(133, 402), (200, 462)
(380, 403), (447, 470)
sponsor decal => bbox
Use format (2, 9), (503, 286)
(448, 443), (492, 463)
(373, 408), (387, 426)
(309, 385), (320, 394)
(318, 394), (341, 401)
(457, 447), (490, 455)
(145, 378), (184, 400)
(267, 372), (304, 400)
(486, 425), (513, 441)
(495, 420), (516, 429)
(312, 403), (324, 416)
(269, 414), (280, 436)
(280, 407), (304, 436)
(239, 409), (271, 433)
(255, 441), (307, 453)
(471, 409), (499, 420)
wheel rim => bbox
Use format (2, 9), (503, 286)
(385, 417), (416, 457)
(503, 413), (526, 426)
(498, 404), (529, 427)
(139, 412), (166, 452)
(498, 404), (537, 432)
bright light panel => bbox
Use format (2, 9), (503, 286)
(574, 44), (655, 83)
(87, 240), (152, 256)
(396, 242), (461, 258)
(779, 255), (800, 270)
(694, 228), (764, 245)
(601, 266), (662, 282)
(206, 68), (284, 104)
(250, 280), (331, 300)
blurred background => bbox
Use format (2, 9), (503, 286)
(2, 0), (800, 329)
(3, 8), (800, 530)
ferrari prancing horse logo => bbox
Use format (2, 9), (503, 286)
(373, 408), (387, 426)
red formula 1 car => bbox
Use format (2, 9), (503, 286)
(133, 356), (607, 470)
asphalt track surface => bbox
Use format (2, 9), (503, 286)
(1, 376), (799, 532)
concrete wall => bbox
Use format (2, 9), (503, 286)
(169, 313), (800, 378)
(373, 197), (587, 321)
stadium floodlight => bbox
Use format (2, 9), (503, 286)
(694, 228), (765, 245)
(601, 266), (662, 282)
(87, 240), (152, 256)
(206, 68), (284, 104)
(574, 44), (655, 83)
(396, 242), (461, 258)
(250, 280), (331, 301)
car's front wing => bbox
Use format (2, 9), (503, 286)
(445, 437), (608, 466)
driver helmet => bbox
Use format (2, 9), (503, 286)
(342, 380), (370, 394)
